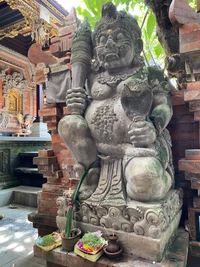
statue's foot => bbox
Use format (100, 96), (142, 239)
(73, 164), (100, 200)
(78, 188), (96, 200)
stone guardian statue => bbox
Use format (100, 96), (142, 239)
(57, 2), (182, 261)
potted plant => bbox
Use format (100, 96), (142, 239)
(61, 161), (96, 251)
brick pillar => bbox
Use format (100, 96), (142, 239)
(29, 103), (76, 236)
(168, 89), (199, 224)
(177, 80), (200, 243)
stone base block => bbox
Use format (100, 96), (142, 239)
(34, 228), (189, 267)
(56, 189), (183, 261)
(76, 210), (182, 262)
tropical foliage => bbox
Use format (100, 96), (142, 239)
(76, 0), (196, 68)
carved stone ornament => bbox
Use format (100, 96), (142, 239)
(57, 2), (182, 261)
(0, 71), (28, 94)
(0, 112), (10, 129)
(56, 189), (182, 239)
(58, 2), (175, 204)
(0, 0), (62, 40)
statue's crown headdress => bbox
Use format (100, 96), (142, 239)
(92, 2), (142, 50)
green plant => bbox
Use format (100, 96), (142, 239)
(64, 160), (97, 238)
(81, 233), (102, 249)
(40, 235), (55, 246)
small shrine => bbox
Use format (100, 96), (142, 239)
(0, 0), (69, 136)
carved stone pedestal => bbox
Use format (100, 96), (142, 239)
(56, 189), (183, 262)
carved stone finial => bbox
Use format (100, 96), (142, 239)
(71, 17), (92, 66)
(102, 2), (117, 22)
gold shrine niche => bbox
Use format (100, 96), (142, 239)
(7, 88), (22, 114)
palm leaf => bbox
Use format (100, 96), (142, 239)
(65, 208), (73, 238)
(71, 160), (97, 205)
(65, 160), (97, 237)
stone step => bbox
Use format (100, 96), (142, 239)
(15, 167), (40, 174)
(0, 187), (14, 208)
(13, 186), (41, 208)
(0, 186), (41, 208)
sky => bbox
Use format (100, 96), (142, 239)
(56, 0), (82, 12)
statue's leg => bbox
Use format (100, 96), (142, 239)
(58, 115), (99, 199)
(58, 114), (98, 167)
(124, 157), (172, 202)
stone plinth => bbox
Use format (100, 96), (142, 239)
(56, 189), (183, 262)
(33, 228), (189, 267)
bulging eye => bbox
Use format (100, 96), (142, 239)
(99, 36), (106, 44)
(117, 33), (124, 40)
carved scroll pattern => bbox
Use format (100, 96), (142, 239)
(72, 190), (183, 239)
(0, 71), (28, 94)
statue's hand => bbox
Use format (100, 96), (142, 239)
(66, 87), (87, 115)
(128, 120), (156, 147)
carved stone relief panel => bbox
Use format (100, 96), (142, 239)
(0, 112), (10, 129)
(1, 71), (28, 94)
(0, 69), (27, 115)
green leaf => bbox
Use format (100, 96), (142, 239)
(154, 43), (164, 57)
(65, 160), (97, 237)
(188, 0), (197, 9)
(65, 208), (73, 237)
(76, 6), (93, 18)
(146, 13), (156, 39)
(84, 0), (98, 15)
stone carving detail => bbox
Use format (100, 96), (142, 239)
(56, 196), (67, 217)
(0, 112), (10, 129)
(0, 0), (60, 41)
(91, 102), (118, 141)
(31, 20), (50, 46)
(1, 71), (28, 94)
(57, 3), (182, 248)
(59, 2), (174, 204)
(73, 189), (182, 239)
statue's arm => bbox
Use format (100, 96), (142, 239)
(148, 66), (173, 133)
(150, 87), (173, 133)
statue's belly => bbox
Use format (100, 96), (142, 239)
(85, 98), (130, 144)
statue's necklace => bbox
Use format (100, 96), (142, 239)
(96, 66), (142, 85)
